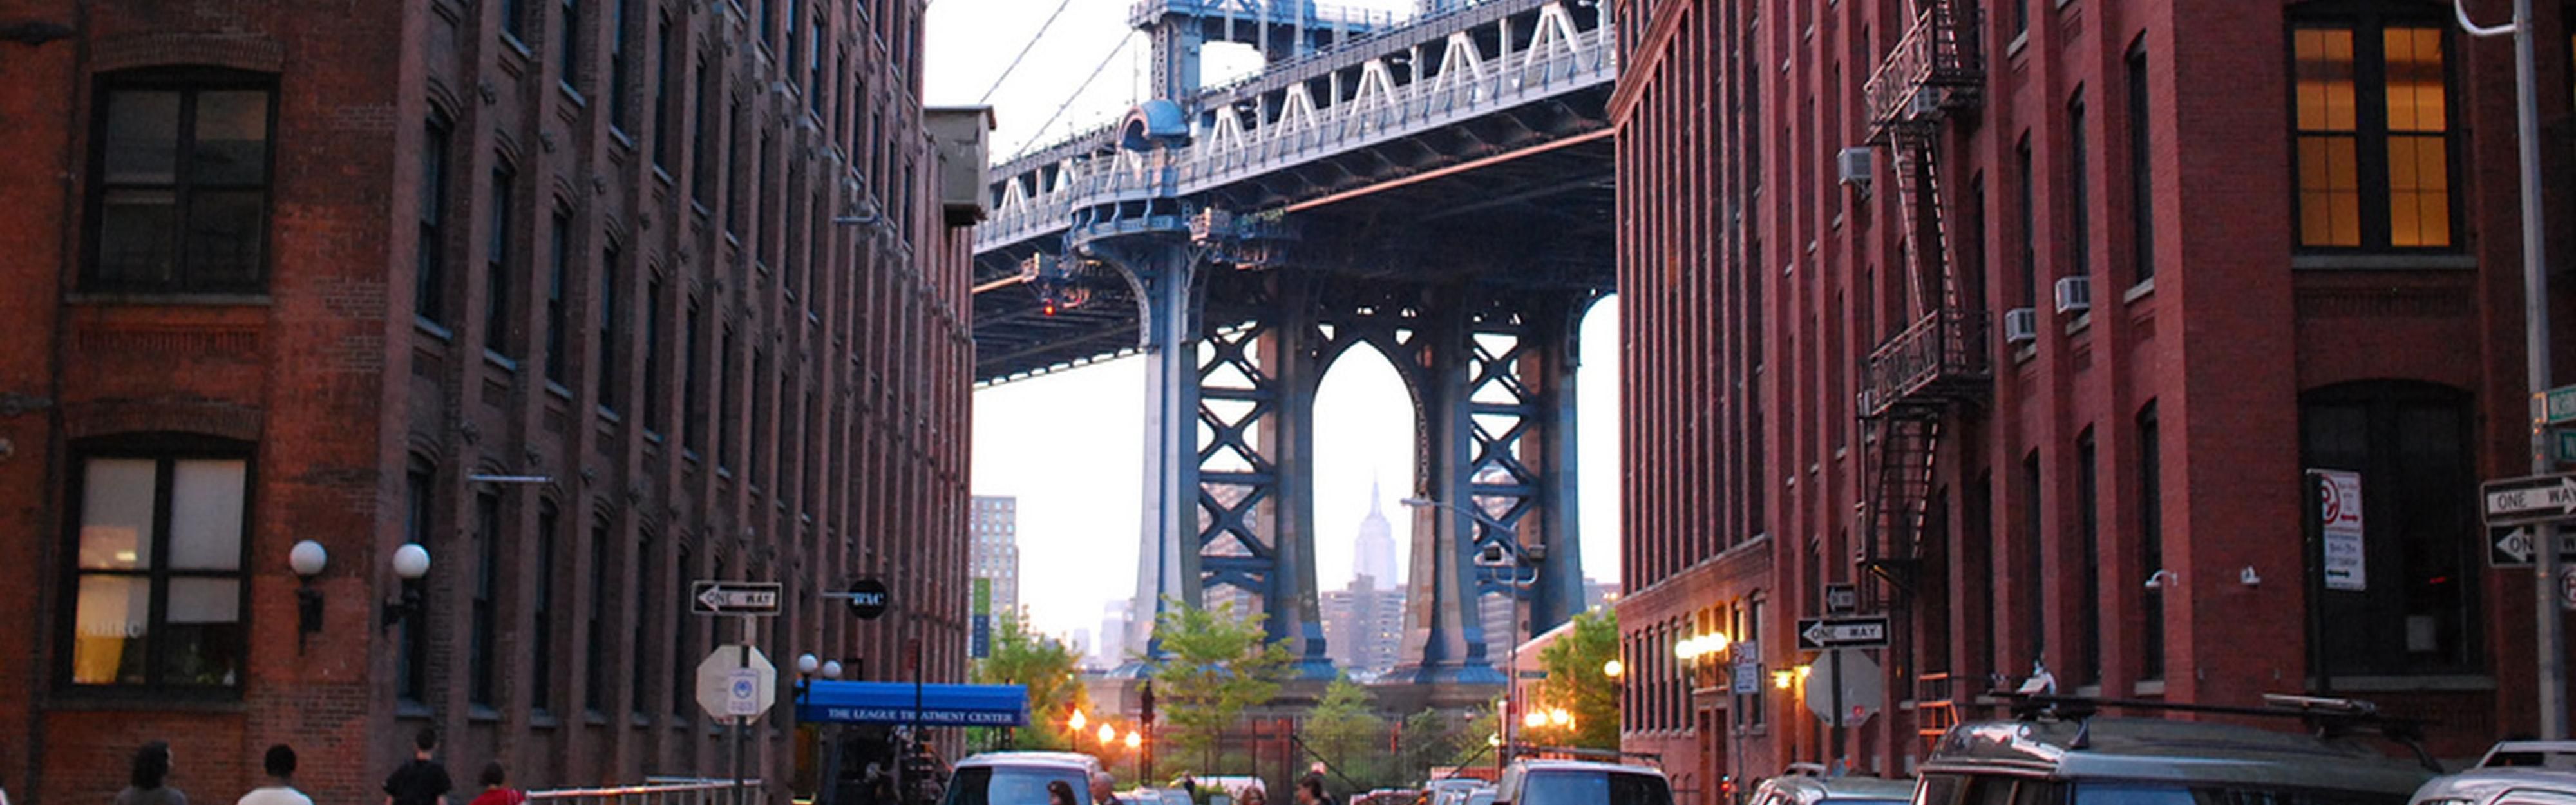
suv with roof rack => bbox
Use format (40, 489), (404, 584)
(1915, 694), (2441, 805)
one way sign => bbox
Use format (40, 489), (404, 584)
(1796, 616), (1890, 650)
(2485, 473), (2576, 526)
(692, 580), (782, 616)
(2490, 525), (2576, 568)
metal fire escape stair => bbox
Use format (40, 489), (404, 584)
(1856, 0), (1987, 591)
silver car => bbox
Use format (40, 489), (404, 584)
(2414, 768), (2576, 805)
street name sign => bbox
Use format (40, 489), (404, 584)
(695, 645), (776, 723)
(692, 580), (783, 616)
(2558, 430), (2576, 464)
(1795, 615), (1891, 650)
(2483, 473), (2576, 526)
(2544, 386), (2576, 426)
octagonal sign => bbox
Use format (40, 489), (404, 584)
(696, 645), (776, 723)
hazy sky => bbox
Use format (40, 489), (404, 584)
(925, 0), (1625, 642)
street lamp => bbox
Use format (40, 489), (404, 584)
(1070, 709), (1089, 732)
(1406, 496), (1534, 764)
(379, 543), (431, 629)
(821, 660), (844, 679)
(290, 540), (328, 650)
(1097, 723), (1117, 746)
(1602, 659), (1624, 679)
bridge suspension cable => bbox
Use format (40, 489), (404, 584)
(975, 0), (1078, 104)
(1025, 33), (1135, 149)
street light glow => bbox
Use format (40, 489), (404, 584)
(1097, 723), (1118, 744)
(1125, 730), (1142, 750)
(1070, 710), (1088, 731)
(1524, 710), (1548, 728)
(1603, 659), (1624, 678)
(1548, 708), (1571, 726)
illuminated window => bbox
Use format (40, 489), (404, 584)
(66, 448), (251, 691)
(2292, 12), (2454, 251)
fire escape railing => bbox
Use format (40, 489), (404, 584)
(1859, 308), (1990, 419)
(1861, 1), (1983, 144)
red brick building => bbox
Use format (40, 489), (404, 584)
(0, 0), (979, 802)
(1612, 0), (2576, 795)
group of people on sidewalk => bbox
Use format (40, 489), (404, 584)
(105, 728), (526, 805)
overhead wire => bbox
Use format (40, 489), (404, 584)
(975, 0), (1079, 104)
(1025, 33), (1135, 147)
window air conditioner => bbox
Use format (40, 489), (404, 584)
(1908, 87), (1943, 118)
(2054, 275), (2094, 314)
(1837, 147), (1875, 187)
(2003, 308), (2040, 345)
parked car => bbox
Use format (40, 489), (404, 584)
(2414, 768), (2576, 805)
(1425, 778), (1486, 805)
(2475, 742), (2576, 770)
(1492, 760), (1672, 805)
(1915, 696), (2438, 805)
(1463, 788), (1496, 805)
(940, 752), (1103, 805)
(1746, 772), (1915, 805)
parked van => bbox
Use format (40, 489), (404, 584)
(940, 752), (1103, 805)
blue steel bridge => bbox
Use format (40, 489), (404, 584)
(967, 0), (1616, 697)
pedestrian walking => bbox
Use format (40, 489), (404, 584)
(383, 728), (454, 805)
(1048, 781), (1081, 805)
(234, 746), (313, 805)
(464, 763), (525, 805)
(1294, 777), (1330, 805)
(118, 741), (187, 805)
(1088, 772), (1123, 805)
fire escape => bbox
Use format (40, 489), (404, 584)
(1855, 0), (1985, 749)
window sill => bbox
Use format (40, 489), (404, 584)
(2134, 679), (2166, 696)
(598, 406), (623, 424)
(398, 698), (435, 719)
(2065, 310), (2092, 336)
(2316, 674), (2496, 692)
(65, 292), (272, 307)
(486, 350), (521, 373)
(531, 710), (562, 729)
(2007, 32), (2031, 59)
(611, 128), (636, 153)
(586, 709), (612, 726)
(416, 317), (456, 342)
(500, 33), (535, 64)
(43, 692), (248, 713)
(2013, 343), (2039, 365)
(632, 712), (654, 728)
(469, 704), (502, 722)
(547, 381), (574, 402)
(559, 81), (589, 108)
(654, 166), (676, 188)
(2291, 253), (2479, 270)
(2124, 277), (2156, 304)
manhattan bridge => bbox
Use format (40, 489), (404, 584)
(971, 0), (1615, 706)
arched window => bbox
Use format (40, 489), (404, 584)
(63, 435), (255, 692)
(2300, 380), (2480, 675)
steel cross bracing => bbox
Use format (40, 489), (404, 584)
(972, 0), (1611, 687)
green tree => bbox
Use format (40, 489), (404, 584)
(1395, 708), (1454, 783)
(1302, 675), (1388, 784)
(1451, 705), (1502, 768)
(1530, 608), (1620, 750)
(1150, 599), (1291, 762)
(972, 613), (1093, 751)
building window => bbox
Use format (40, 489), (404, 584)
(66, 449), (251, 690)
(419, 114), (453, 325)
(501, 0), (527, 43)
(545, 210), (572, 384)
(644, 277), (667, 433)
(2014, 134), (2036, 307)
(684, 300), (705, 452)
(2067, 91), (2090, 279)
(2291, 12), (2455, 249)
(2075, 429), (2100, 686)
(757, 133), (777, 267)
(598, 244), (621, 410)
(692, 56), (715, 207)
(719, 328), (738, 471)
(809, 20), (827, 117)
(2021, 451), (2044, 664)
(85, 73), (276, 294)
(532, 501), (559, 714)
(2126, 43), (2155, 284)
(469, 491), (501, 707)
(672, 547), (696, 718)
(610, 0), (634, 131)
(2136, 402), (2164, 681)
(586, 521), (611, 714)
(557, 0), (580, 89)
(399, 457), (434, 702)
(652, 12), (675, 169)
(486, 161), (518, 359)
(632, 531), (654, 717)
(2301, 381), (2481, 675)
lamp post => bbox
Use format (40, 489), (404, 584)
(1401, 496), (1530, 765)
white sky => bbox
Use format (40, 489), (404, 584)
(926, 0), (1625, 641)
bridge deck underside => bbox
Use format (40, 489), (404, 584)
(971, 131), (1611, 384)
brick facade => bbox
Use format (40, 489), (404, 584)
(1614, 0), (2576, 789)
(0, 1), (974, 803)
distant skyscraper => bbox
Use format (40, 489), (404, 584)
(969, 496), (1021, 619)
(1354, 477), (1399, 590)
(1583, 578), (1623, 612)
(1097, 601), (1131, 669)
(1320, 576), (1406, 677)
(1068, 628), (1092, 658)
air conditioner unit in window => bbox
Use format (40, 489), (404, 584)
(2054, 275), (2094, 314)
(1837, 147), (1875, 188)
(1908, 87), (1944, 118)
(2003, 307), (2040, 345)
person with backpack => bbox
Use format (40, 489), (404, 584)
(117, 741), (187, 805)
(464, 762), (524, 805)
(383, 728), (454, 805)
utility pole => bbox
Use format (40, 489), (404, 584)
(2456, 0), (2564, 739)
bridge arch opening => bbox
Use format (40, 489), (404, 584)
(1312, 338), (1418, 679)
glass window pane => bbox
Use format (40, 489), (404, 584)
(103, 90), (180, 185)
(192, 91), (271, 185)
(2383, 28), (2447, 133)
(2298, 137), (2362, 247)
(80, 458), (158, 570)
(2389, 135), (2452, 247)
(162, 578), (243, 686)
(186, 189), (266, 287)
(2295, 28), (2357, 132)
(72, 574), (151, 685)
(97, 189), (179, 287)
(168, 459), (247, 570)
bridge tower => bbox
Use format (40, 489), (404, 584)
(1131, 0), (1393, 99)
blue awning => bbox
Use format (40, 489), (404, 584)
(796, 681), (1029, 727)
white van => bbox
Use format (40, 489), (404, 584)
(940, 752), (1104, 805)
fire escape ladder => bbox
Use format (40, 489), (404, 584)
(1862, 415), (1941, 591)
(1893, 133), (1954, 316)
